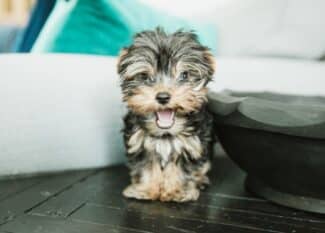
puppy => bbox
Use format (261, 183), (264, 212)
(117, 28), (215, 202)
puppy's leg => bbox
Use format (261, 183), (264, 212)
(160, 159), (211, 202)
(192, 161), (211, 190)
(160, 163), (200, 202)
(123, 160), (162, 200)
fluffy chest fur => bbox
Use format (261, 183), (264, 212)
(127, 127), (202, 167)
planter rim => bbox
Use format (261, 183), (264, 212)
(208, 91), (325, 139)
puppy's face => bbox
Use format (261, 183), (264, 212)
(117, 29), (215, 131)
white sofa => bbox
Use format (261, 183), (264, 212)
(0, 54), (324, 177)
(0, 54), (126, 177)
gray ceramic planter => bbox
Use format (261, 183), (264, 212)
(208, 91), (325, 214)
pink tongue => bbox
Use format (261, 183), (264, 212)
(158, 110), (173, 121)
(156, 110), (174, 128)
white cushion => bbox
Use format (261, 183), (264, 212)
(243, 0), (325, 59)
(139, 0), (286, 56)
(140, 1), (325, 59)
(0, 54), (126, 177)
(211, 0), (287, 56)
(210, 57), (325, 95)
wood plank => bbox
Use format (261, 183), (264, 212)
(86, 195), (324, 233)
(71, 203), (269, 233)
(87, 159), (325, 230)
(0, 214), (146, 233)
(196, 193), (325, 226)
(0, 176), (44, 201)
(83, 159), (325, 233)
(29, 166), (128, 218)
(0, 156), (324, 233)
(203, 157), (325, 224)
(0, 170), (94, 225)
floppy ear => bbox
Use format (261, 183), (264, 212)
(203, 49), (216, 77)
(117, 48), (129, 76)
(193, 49), (216, 91)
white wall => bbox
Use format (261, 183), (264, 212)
(140, 0), (325, 59)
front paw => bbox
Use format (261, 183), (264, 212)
(160, 188), (200, 202)
(198, 176), (210, 190)
(123, 184), (160, 201)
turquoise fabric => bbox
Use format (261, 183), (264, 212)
(32, 0), (217, 56)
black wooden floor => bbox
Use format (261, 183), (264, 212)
(0, 156), (324, 233)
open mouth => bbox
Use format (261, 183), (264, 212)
(156, 109), (175, 129)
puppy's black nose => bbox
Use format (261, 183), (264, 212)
(156, 92), (171, 105)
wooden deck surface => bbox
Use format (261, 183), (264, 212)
(0, 155), (324, 233)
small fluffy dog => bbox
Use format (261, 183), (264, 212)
(117, 28), (215, 202)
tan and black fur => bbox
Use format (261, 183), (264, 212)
(117, 28), (216, 202)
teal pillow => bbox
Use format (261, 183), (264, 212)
(32, 0), (217, 56)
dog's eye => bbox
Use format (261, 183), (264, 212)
(136, 73), (152, 81)
(179, 71), (188, 82)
